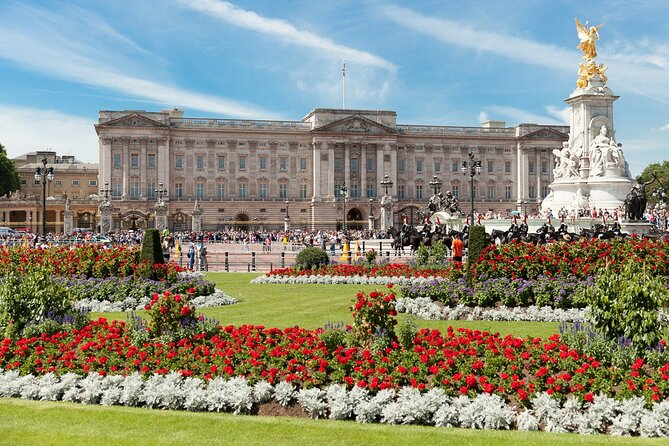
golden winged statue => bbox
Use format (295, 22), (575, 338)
(575, 18), (603, 61)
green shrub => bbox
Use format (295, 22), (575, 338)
(415, 240), (448, 268)
(295, 247), (329, 269)
(467, 225), (487, 266)
(319, 327), (347, 351)
(140, 228), (165, 270)
(582, 262), (669, 354)
(396, 318), (418, 350)
(0, 267), (76, 338)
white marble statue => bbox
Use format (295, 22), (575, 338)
(552, 143), (579, 179)
(589, 125), (626, 176)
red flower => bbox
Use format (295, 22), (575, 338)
(180, 306), (191, 316)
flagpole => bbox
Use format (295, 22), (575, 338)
(342, 58), (346, 109)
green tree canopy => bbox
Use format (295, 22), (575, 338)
(0, 143), (20, 197)
(638, 160), (669, 205)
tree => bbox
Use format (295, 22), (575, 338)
(638, 160), (669, 204)
(0, 143), (20, 197)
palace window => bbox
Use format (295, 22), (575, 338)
(350, 184), (359, 198)
(196, 155), (204, 170)
(505, 161), (511, 174)
(239, 183), (246, 198)
(217, 183), (225, 199)
(259, 183), (268, 198)
(398, 159), (405, 173)
(541, 161), (548, 174)
(175, 155), (183, 169)
(367, 158), (374, 172)
(130, 154), (139, 168)
(398, 185), (405, 199)
(334, 158), (342, 171)
(452, 160), (459, 172)
(505, 185), (512, 200)
(279, 184), (287, 199)
(416, 185), (423, 199)
(113, 153), (121, 168)
(452, 185), (459, 199)
(196, 182), (205, 198)
(487, 184), (495, 200)
(279, 156), (287, 171)
(529, 186), (536, 200)
(528, 161), (535, 175)
(416, 160), (423, 173)
(218, 156), (226, 170)
(434, 161), (441, 173)
(147, 154), (156, 168)
(541, 186), (549, 199)
(299, 157), (307, 171)
(299, 184), (308, 198)
(351, 158), (358, 173)
(147, 182), (156, 199)
(239, 156), (246, 170)
(174, 183), (182, 198)
(112, 180), (122, 197)
(488, 160), (494, 173)
(367, 184), (375, 198)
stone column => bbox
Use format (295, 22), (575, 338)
(312, 141), (321, 199)
(344, 144), (350, 188)
(361, 144), (367, 197)
(327, 142), (335, 198)
(389, 144), (397, 196)
(376, 144), (384, 196)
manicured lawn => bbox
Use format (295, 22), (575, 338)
(0, 399), (663, 446)
(93, 272), (560, 339)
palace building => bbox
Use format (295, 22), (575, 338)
(94, 108), (568, 231)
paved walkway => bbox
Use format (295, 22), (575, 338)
(174, 240), (412, 272)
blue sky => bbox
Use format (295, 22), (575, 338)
(0, 0), (667, 176)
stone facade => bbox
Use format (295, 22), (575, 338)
(1, 151), (99, 233)
(92, 108), (568, 231)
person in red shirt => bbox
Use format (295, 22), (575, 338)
(452, 234), (464, 263)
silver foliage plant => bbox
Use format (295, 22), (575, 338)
(2, 369), (669, 437)
(74, 288), (237, 313)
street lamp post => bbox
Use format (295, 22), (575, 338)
(100, 181), (112, 202)
(460, 151), (482, 228)
(340, 184), (348, 232)
(155, 182), (167, 204)
(34, 158), (54, 242)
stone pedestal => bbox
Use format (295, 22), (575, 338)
(99, 202), (113, 233)
(543, 79), (633, 213)
(63, 210), (73, 234)
(155, 201), (168, 231)
(191, 200), (202, 232)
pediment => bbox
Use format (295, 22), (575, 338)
(520, 127), (568, 140)
(312, 114), (397, 135)
(98, 113), (168, 128)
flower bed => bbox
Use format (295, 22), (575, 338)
(0, 244), (183, 282)
(395, 298), (588, 322)
(472, 238), (669, 281)
(2, 318), (668, 405)
(257, 263), (462, 281)
(2, 370), (669, 436)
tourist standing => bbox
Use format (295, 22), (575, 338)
(452, 234), (464, 263)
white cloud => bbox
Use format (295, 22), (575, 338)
(381, 5), (577, 71)
(382, 5), (669, 105)
(0, 3), (279, 119)
(0, 105), (98, 163)
(659, 123), (669, 131)
(545, 106), (571, 125)
(478, 111), (489, 123)
(484, 105), (567, 126)
(177, 0), (396, 72)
